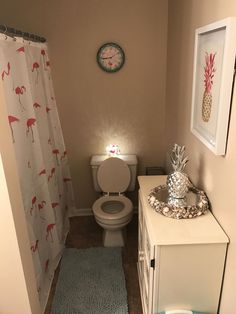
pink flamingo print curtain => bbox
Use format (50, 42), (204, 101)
(0, 34), (74, 311)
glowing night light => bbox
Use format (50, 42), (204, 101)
(106, 144), (120, 157)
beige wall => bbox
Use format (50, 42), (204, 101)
(49, 0), (168, 208)
(166, 1), (236, 312)
(0, 0), (168, 209)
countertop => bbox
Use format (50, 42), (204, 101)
(138, 175), (229, 246)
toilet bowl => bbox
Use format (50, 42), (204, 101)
(93, 194), (133, 246)
(91, 157), (136, 247)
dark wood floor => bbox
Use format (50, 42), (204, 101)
(45, 214), (142, 314)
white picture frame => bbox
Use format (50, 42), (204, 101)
(190, 17), (236, 155)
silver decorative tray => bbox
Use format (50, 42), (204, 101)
(148, 184), (209, 219)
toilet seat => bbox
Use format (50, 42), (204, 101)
(93, 195), (133, 221)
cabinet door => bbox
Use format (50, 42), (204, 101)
(143, 219), (155, 314)
(138, 196), (155, 314)
(138, 198), (147, 313)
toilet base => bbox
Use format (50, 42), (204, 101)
(103, 228), (126, 247)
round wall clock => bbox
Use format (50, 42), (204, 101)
(97, 42), (125, 73)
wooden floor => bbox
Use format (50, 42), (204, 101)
(45, 214), (142, 314)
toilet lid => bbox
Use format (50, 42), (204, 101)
(97, 157), (131, 193)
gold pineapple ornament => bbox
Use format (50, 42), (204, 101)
(202, 52), (216, 122)
(167, 144), (191, 199)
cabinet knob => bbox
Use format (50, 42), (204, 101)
(139, 251), (144, 261)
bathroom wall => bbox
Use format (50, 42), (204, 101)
(0, 0), (168, 209)
(166, 1), (236, 312)
(49, 0), (168, 209)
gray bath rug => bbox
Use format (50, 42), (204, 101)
(51, 247), (129, 314)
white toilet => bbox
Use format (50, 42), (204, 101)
(90, 154), (137, 247)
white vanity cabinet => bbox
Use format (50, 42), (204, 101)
(137, 176), (229, 314)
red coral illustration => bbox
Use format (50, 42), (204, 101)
(8, 115), (19, 143)
(31, 240), (39, 252)
(33, 102), (41, 109)
(26, 118), (36, 143)
(38, 168), (46, 176)
(41, 49), (48, 70)
(46, 106), (51, 113)
(32, 62), (40, 83)
(52, 202), (59, 219)
(60, 150), (67, 161)
(52, 149), (60, 165)
(30, 196), (37, 215)
(1, 62), (10, 80)
(46, 223), (55, 242)
(38, 200), (46, 211)
(48, 167), (56, 182)
(15, 86), (26, 111)
(44, 259), (50, 272)
(16, 47), (25, 53)
(63, 177), (72, 191)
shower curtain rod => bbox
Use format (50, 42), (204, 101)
(0, 24), (46, 43)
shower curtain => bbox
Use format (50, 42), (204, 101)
(0, 34), (74, 310)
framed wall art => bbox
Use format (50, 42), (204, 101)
(190, 17), (236, 155)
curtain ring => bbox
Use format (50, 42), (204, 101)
(10, 27), (17, 41)
(3, 24), (7, 34)
(3, 24), (8, 40)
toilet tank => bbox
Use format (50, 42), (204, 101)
(90, 155), (138, 192)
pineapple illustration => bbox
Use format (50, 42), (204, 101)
(167, 144), (191, 199)
(202, 52), (216, 122)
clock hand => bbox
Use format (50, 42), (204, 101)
(101, 55), (114, 60)
(101, 56), (112, 60)
(101, 52), (119, 60)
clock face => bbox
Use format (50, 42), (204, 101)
(97, 43), (125, 73)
